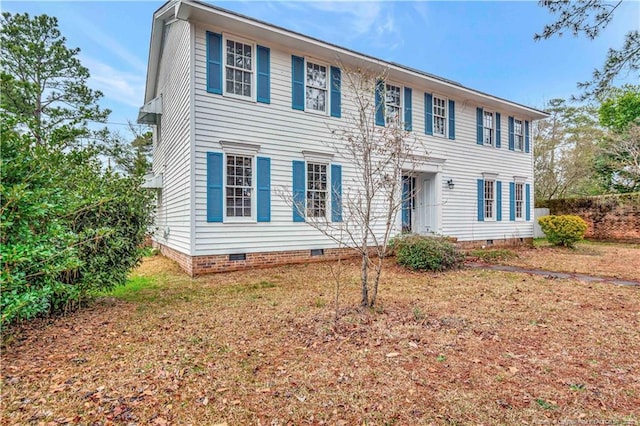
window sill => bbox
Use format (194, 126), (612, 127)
(224, 218), (257, 224)
(222, 92), (256, 103)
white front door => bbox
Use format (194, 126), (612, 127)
(417, 176), (438, 234)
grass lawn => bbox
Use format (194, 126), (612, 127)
(471, 240), (640, 281)
(2, 249), (639, 425)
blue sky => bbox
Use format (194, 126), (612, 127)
(4, 0), (638, 136)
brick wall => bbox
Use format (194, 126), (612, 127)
(538, 193), (640, 242)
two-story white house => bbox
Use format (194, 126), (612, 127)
(138, 0), (548, 275)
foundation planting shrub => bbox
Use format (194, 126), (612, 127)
(391, 235), (464, 271)
(538, 215), (588, 248)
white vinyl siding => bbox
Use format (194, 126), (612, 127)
(190, 23), (536, 255)
(152, 20), (192, 254)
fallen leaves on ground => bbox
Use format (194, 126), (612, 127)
(2, 253), (639, 425)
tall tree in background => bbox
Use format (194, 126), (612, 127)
(1, 13), (154, 327)
(0, 12), (109, 146)
(106, 123), (153, 177)
(594, 85), (640, 192)
(534, 98), (603, 201)
(535, 1), (639, 100)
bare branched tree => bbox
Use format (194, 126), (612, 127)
(283, 65), (424, 309)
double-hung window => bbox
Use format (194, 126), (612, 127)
(433, 95), (447, 136)
(306, 162), (327, 218)
(484, 179), (495, 220)
(305, 61), (328, 113)
(483, 111), (494, 146)
(226, 154), (253, 218)
(385, 84), (401, 125)
(515, 182), (524, 219)
(514, 119), (524, 151)
(225, 37), (254, 99)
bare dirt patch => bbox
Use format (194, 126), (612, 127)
(2, 255), (639, 425)
(490, 241), (640, 281)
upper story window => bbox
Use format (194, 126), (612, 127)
(226, 154), (253, 217)
(483, 111), (494, 146)
(514, 118), (524, 151)
(484, 179), (495, 220)
(385, 84), (401, 125)
(515, 182), (524, 219)
(307, 162), (327, 218)
(225, 38), (254, 99)
(306, 61), (328, 113)
(433, 95), (447, 136)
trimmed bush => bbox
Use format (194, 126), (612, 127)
(537, 215), (588, 248)
(391, 235), (464, 271)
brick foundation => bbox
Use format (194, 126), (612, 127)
(153, 241), (360, 276)
(154, 236), (532, 276)
(456, 237), (533, 250)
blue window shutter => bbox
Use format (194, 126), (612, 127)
(526, 183), (531, 221)
(424, 93), (433, 135)
(508, 116), (515, 151)
(207, 152), (223, 222)
(477, 179), (484, 222)
(476, 107), (484, 145)
(330, 66), (341, 118)
(448, 100), (455, 140)
(292, 160), (305, 222)
(496, 113), (502, 148)
(291, 55), (304, 110)
(256, 45), (270, 104)
(206, 32), (222, 94)
(509, 182), (515, 221)
(375, 80), (385, 126)
(404, 87), (412, 131)
(256, 157), (271, 222)
(331, 164), (342, 222)
(525, 120), (530, 153)
(496, 181), (503, 221)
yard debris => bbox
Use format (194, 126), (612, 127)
(2, 252), (639, 424)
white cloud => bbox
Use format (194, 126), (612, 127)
(268, 1), (400, 49)
(82, 56), (145, 108)
(67, 10), (147, 74)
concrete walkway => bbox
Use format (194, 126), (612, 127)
(466, 262), (640, 287)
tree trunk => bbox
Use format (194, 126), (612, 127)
(360, 252), (369, 307)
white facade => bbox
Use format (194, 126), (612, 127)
(140, 1), (548, 258)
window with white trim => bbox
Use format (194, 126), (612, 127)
(226, 155), (253, 217)
(484, 179), (495, 220)
(224, 37), (253, 98)
(514, 118), (524, 151)
(483, 111), (494, 146)
(307, 162), (327, 218)
(385, 83), (401, 125)
(433, 95), (447, 136)
(515, 182), (524, 219)
(305, 61), (328, 113)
